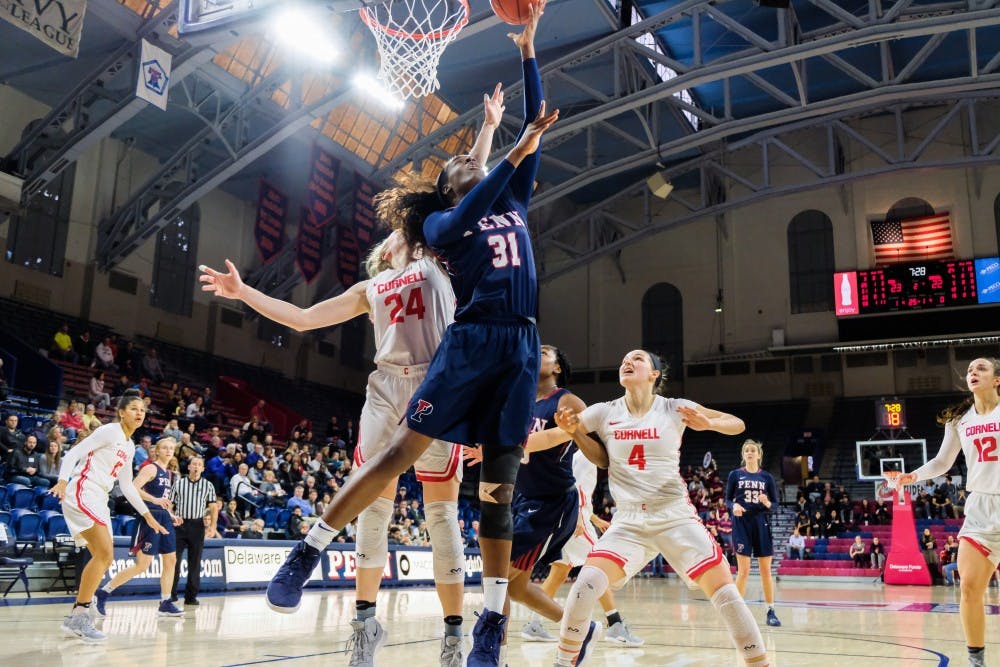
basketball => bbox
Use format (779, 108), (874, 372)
(490, 0), (532, 25)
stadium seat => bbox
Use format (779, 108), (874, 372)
(10, 508), (42, 555)
(0, 486), (7, 511)
(262, 507), (279, 529)
(0, 520), (33, 598)
(6, 484), (34, 510)
(117, 515), (137, 536)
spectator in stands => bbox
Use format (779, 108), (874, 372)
(409, 499), (424, 523)
(204, 513), (223, 540)
(856, 498), (873, 526)
(286, 484), (313, 516)
(186, 396), (209, 430)
(326, 415), (341, 440)
(141, 348), (165, 384)
(201, 387), (216, 423)
(226, 427), (243, 447)
(913, 488), (931, 520)
(810, 510), (824, 538)
(248, 458), (266, 484)
(873, 498), (890, 524)
(942, 536), (959, 585)
(716, 508), (733, 547)
(787, 527), (806, 560)
(824, 509), (843, 538)
(467, 519), (480, 548)
(241, 519), (265, 540)
(795, 511), (811, 537)
(921, 528), (940, 576)
(93, 336), (116, 370)
(805, 474), (823, 504)
(794, 494), (808, 517)
(250, 400), (272, 433)
(243, 415), (266, 443)
(46, 425), (67, 451)
(219, 499), (245, 534)
(869, 537), (886, 570)
(230, 462), (261, 514)
(75, 330), (94, 366)
(38, 439), (63, 486)
(954, 489), (967, 518)
(849, 536), (867, 568)
(59, 400), (85, 444)
(162, 418), (182, 442)
(88, 371), (111, 410)
(51, 324), (78, 363)
(132, 377), (152, 399)
(932, 486), (955, 519)
(8, 434), (49, 487)
(116, 340), (139, 376)
(178, 432), (204, 459)
(260, 470), (287, 506)
(837, 492), (853, 525)
(134, 435), (152, 469)
(286, 506), (306, 539)
(0, 414), (26, 462)
(387, 525), (403, 545)
(112, 374), (131, 400)
(344, 419), (356, 448)
(289, 418), (310, 442)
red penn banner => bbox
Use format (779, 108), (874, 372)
(254, 180), (287, 264)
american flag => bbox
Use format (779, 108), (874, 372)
(870, 213), (953, 265)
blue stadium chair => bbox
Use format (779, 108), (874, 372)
(37, 493), (61, 513)
(31, 486), (49, 509)
(0, 485), (8, 511)
(0, 519), (33, 598)
(10, 508), (43, 555)
(262, 507), (279, 529)
(6, 484), (34, 510)
(276, 508), (291, 530)
(42, 513), (69, 555)
(0, 511), (11, 534)
(117, 515), (137, 536)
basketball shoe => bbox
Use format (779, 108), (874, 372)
(439, 634), (464, 667)
(573, 622), (602, 666)
(92, 588), (110, 617)
(605, 620), (644, 646)
(157, 599), (184, 617)
(266, 541), (321, 613)
(766, 608), (782, 627)
(346, 617), (387, 667)
(61, 611), (107, 643)
(521, 618), (557, 642)
(467, 608), (506, 667)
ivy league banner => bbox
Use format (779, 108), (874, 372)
(255, 180), (287, 264)
(0, 0), (87, 57)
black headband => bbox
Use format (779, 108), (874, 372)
(644, 350), (663, 375)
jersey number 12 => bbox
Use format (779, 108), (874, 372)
(974, 436), (998, 463)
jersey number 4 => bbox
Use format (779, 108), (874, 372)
(628, 445), (646, 470)
(974, 436), (998, 463)
(487, 232), (522, 268)
(385, 287), (426, 324)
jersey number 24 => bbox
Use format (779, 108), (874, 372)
(385, 287), (426, 324)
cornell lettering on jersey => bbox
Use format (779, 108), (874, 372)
(375, 271), (426, 294)
(613, 428), (660, 440)
(966, 422), (1000, 437)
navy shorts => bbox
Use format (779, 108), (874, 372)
(732, 513), (773, 558)
(405, 319), (540, 448)
(510, 488), (579, 573)
(130, 509), (176, 556)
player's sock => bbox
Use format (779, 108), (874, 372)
(355, 600), (376, 621)
(483, 577), (509, 614)
(444, 615), (463, 637)
(969, 647), (985, 657)
(72, 601), (91, 615)
(304, 519), (339, 551)
(605, 609), (622, 627)
(162, 594), (171, 601)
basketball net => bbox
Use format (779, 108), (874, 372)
(360, 0), (469, 100)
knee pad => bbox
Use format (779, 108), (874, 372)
(355, 497), (393, 570)
(560, 566), (608, 637)
(480, 443), (522, 493)
(711, 583), (768, 665)
(425, 501), (465, 584)
(478, 501), (513, 541)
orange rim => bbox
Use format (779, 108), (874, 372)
(359, 0), (469, 41)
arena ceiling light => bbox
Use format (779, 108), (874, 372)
(272, 7), (339, 64)
(351, 73), (406, 111)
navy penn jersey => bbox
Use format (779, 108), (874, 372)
(424, 59), (542, 323)
(141, 460), (174, 511)
(515, 388), (576, 499)
(726, 468), (778, 515)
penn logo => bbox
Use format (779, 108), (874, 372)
(411, 399), (434, 423)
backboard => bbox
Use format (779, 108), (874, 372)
(855, 439), (927, 482)
(178, 0), (366, 35)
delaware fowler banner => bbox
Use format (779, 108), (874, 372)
(0, 0), (87, 57)
(254, 180), (287, 264)
(296, 207), (324, 284)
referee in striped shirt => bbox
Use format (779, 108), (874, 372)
(171, 456), (218, 605)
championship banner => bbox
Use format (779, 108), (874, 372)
(135, 39), (172, 110)
(0, 0), (87, 57)
(337, 223), (360, 287)
(353, 178), (378, 252)
(307, 145), (339, 226)
(296, 207), (324, 284)
(255, 180), (287, 264)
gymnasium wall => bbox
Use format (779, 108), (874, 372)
(0, 84), (371, 393)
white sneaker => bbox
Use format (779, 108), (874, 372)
(347, 617), (387, 667)
(440, 634), (464, 667)
(605, 620), (644, 646)
(521, 618), (557, 642)
(61, 612), (108, 644)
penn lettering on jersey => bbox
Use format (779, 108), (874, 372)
(529, 416), (548, 433)
(737, 479), (769, 492)
(966, 422), (1000, 437)
(375, 271), (426, 294)
(476, 211), (526, 232)
(613, 428), (660, 440)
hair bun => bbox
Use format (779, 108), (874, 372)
(122, 388), (142, 399)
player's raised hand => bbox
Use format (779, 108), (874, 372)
(554, 405), (581, 434)
(462, 445), (483, 467)
(199, 259), (245, 300)
(511, 101), (559, 159)
(483, 82), (505, 129)
(507, 0), (545, 53)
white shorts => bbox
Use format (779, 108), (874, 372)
(589, 500), (723, 587)
(62, 479), (113, 547)
(959, 492), (1000, 566)
(557, 515), (598, 567)
(355, 364), (462, 483)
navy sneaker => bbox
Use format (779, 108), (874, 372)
(766, 608), (781, 627)
(92, 588), (110, 617)
(157, 599), (184, 617)
(266, 541), (321, 613)
(575, 621), (601, 666)
(467, 608), (506, 667)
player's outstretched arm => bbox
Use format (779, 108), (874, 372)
(470, 83), (504, 169)
(200, 260), (370, 331)
(554, 405), (609, 468)
(894, 422), (962, 486)
(678, 404), (745, 435)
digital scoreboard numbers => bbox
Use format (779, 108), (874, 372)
(835, 258), (992, 316)
(876, 398), (906, 430)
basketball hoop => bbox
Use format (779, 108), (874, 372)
(876, 470), (902, 503)
(360, 0), (469, 100)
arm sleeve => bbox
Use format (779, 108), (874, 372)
(424, 160), (518, 246)
(116, 456), (150, 516)
(509, 58), (543, 204)
(725, 471), (737, 510)
(57, 431), (109, 481)
(910, 423), (962, 482)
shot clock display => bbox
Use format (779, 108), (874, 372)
(834, 258), (993, 316)
(876, 398), (906, 430)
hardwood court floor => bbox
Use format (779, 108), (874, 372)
(1, 578), (996, 666)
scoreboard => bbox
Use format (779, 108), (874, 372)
(835, 257), (1000, 317)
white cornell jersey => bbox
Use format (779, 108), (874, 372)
(572, 450), (598, 520)
(366, 256), (455, 367)
(580, 395), (697, 505)
(954, 404), (1000, 494)
(59, 422), (136, 494)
